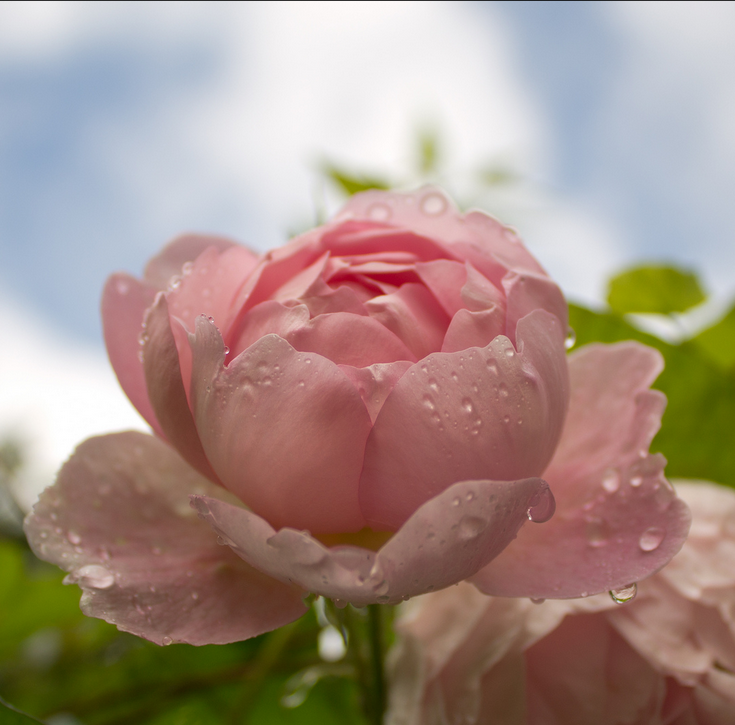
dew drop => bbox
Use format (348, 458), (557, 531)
(504, 347), (515, 358)
(565, 327), (576, 350)
(451, 497), (461, 507)
(420, 192), (447, 216)
(367, 203), (391, 221)
(503, 415), (510, 424)
(601, 469), (620, 493)
(630, 476), (643, 488)
(498, 383), (509, 398)
(67, 530), (81, 545)
(527, 487), (556, 523)
(461, 398), (474, 414)
(530, 597), (545, 605)
(191, 591), (199, 600)
(585, 517), (609, 547)
(458, 515), (487, 540)
(428, 378), (439, 392)
(162, 636), (173, 646)
(373, 579), (389, 596)
(422, 395), (436, 412)
(75, 564), (115, 590)
(486, 361), (498, 375)
(466, 491), (476, 502)
(639, 527), (665, 552)
(610, 583), (637, 604)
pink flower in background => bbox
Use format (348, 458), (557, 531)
(388, 482), (735, 725)
(24, 187), (689, 645)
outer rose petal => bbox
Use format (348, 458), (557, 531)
(502, 271), (569, 344)
(189, 320), (371, 533)
(471, 343), (692, 599)
(23, 432), (306, 645)
(191, 477), (551, 607)
(360, 309), (568, 530)
(142, 294), (217, 482)
(441, 306), (505, 353)
(143, 233), (243, 289)
(101, 273), (161, 435)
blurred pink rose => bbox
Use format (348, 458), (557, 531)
(24, 187), (689, 645)
(388, 481), (734, 725)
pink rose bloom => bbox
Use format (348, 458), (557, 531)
(388, 482), (735, 725)
(24, 188), (689, 645)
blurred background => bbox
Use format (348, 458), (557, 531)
(1, 0), (734, 508)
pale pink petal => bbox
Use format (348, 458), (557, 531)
(503, 271), (568, 344)
(365, 283), (450, 360)
(189, 321), (371, 532)
(360, 310), (567, 530)
(141, 294), (217, 481)
(461, 262), (506, 311)
(165, 244), (260, 342)
(441, 306), (505, 353)
(660, 482), (735, 606)
(300, 283), (369, 317)
(191, 476), (550, 607)
(693, 669), (735, 724)
(143, 233), (242, 289)
(525, 614), (664, 725)
(228, 301), (311, 359)
(338, 361), (413, 424)
(286, 311), (417, 367)
(415, 259), (468, 316)
(271, 251), (331, 303)
(23, 432), (306, 646)
(101, 273), (161, 435)
(471, 343), (691, 599)
(607, 577), (720, 685)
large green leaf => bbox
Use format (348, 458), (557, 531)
(569, 304), (735, 488)
(606, 265), (706, 315)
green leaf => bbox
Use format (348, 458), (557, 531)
(321, 164), (390, 197)
(692, 302), (735, 371)
(606, 265), (706, 315)
(569, 303), (735, 488)
(0, 697), (46, 724)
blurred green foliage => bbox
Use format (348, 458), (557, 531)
(606, 265), (706, 315)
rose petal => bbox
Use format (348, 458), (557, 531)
(165, 244), (261, 342)
(441, 306), (505, 353)
(101, 273), (161, 435)
(300, 283), (370, 317)
(360, 310), (568, 530)
(414, 259), (468, 317)
(471, 343), (691, 599)
(365, 283), (450, 360)
(142, 294), (217, 481)
(338, 361), (413, 424)
(228, 301), (311, 359)
(189, 321), (371, 532)
(503, 270), (568, 344)
(286, 311), (417, 367)
(191, 477), (550, 607)
(461, 262), (505, 312)
(23, 432), (306, 645)
(143, 233), (242, 289)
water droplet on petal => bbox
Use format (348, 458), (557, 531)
(66, 530), (81, 545)
(420, 192), (447, 216)
(191, 591), (199, 600)
(504, 347), (515, 358)
(466, 491), (476, 502)
(630, 476), (643, 488)
(527, 487), (556, 523)
(486, 361), (498, 375)
(461, 398), (474, 414)
(422, 395), (435, 411)
(530, 597), (545, 605)
(373, 580), (389, 596)
(75, 564), (115, 590)
(639, 527), (665, 552)
(451, 497), (461, 507)
(601, 469), (620, 493)
(498, 383), (509, 398)
(585, 517), (609, 547)
(367, 203), (391, 221)
(162, 636), (173, 646)
(610, 583), (637, 604)
(458, 515), (487, 540)
(565, 328), (576, 350)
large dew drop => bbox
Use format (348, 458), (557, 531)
(609, 582), (637, 604)
(527, 486), (556, 523)
(69, 564), (115, 590)
(639, 527), (665, 552)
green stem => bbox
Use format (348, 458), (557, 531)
(367, 604), (386, 725)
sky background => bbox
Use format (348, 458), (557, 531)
(1, 0), (734, 506)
